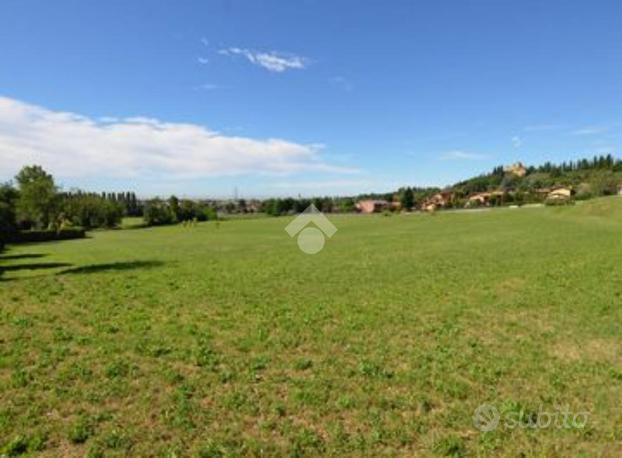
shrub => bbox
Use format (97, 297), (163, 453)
(62, 194), (123, 228)
(143, 199), (175, 226)
(589, 170), (621, 196)
(544, 197), (574, 206)
(203, 206), (218, 221)
(144, 198), (217, 225)
(8, 227), (85, 243)
(178, 199), (207, 222)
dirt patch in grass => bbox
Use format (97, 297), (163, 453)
(550, 338), (621, 364)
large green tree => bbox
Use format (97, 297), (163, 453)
(15, 165), (58, 229)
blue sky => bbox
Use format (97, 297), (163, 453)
(1, 0), (621, 198)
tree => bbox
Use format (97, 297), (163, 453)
(130, 192), (140, 216)
(168, 195), (181, 222)
(15, 165), (57, 229)
(400, 187), (414, 210)
(294, 198), (311, 213)
(143, 198), (174, 226)
(338, 197), (355, 213)
(62, 193), (123, 228)
(179, 199), (202, 221)
(589, 170), (620, 196)
(0, 184), (19, 249)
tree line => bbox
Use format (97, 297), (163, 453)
(0, 165), (142, 248)
(259, 188), (442, 216)
(142, 196), (218, 226)
(536, 154), (622, 174)
(261, 196), (356, 215)
(94, 191), (142, 216)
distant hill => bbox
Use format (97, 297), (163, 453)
(387, 155), (620, 211)
(441, 155), (622, 207)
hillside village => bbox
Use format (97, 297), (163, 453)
(355, 155), (622, 213)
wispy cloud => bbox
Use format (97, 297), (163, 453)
(271, 179), (369, 190)
(330, 76), (353, 92)
(511, 136), (522, 148)
(440, 150), (489, 161)
(197, 56), (209, 65)
(218, 47), (308, 72)
(194, 83), (221, 91)
(523, 124), (563, 132)
(200, 37), (209, 47)
(571, 126), (608, 136)
(0, 96), (356, 180)
(592, 145), (615, 154)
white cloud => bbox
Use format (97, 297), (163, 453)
(218, 47), (308, 72)
(511, 136), (522, 148)
(440, 150), (488, 161)
(572, 126), (608, 136)
(197, 56), (209, 64)
(0, 96), (356, 180)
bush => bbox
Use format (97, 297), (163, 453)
(589, 170), (621, 196)
(9, 227), (86, 243)
(575, 183), (593, 200)
(178, 199), (208, 222)
(203, 207), (218, 221)
(144, 198), (217, 226)
(62, 194), (123, 228)
(544, 197), (574, 206)
(143, 199), (175, 226)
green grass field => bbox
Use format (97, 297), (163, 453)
(1, 198), (621, 456)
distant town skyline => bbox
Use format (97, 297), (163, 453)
(1, 1), (621, 197)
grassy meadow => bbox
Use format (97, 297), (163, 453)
(1, 198), (621, 456)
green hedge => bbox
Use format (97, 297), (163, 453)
(8, 227), (86, 243)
